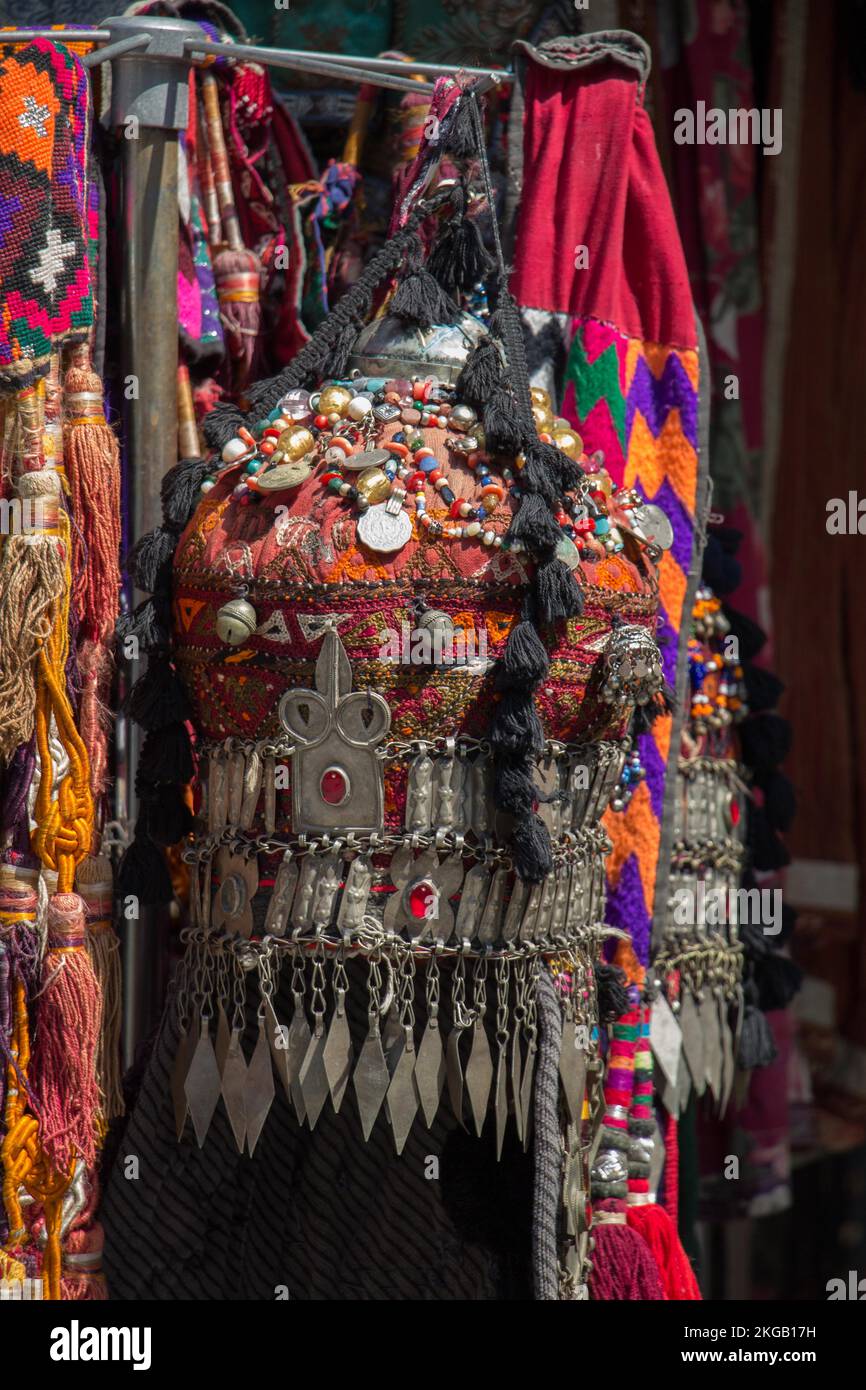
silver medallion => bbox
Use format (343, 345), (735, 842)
(254, 458), (315, 491)
(356, 502), (412, 554)
(340, 448), (393, 472)
(633, 502), (674, 551)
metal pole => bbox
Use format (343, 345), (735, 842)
(101, 13), (199, 1061)
(121, 128), (179, 1062)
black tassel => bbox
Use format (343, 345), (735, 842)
(535, 558), (582, 625)
(756, 952), (802, 1012)
(117, 830), (174, 907)
(125, 657), (192, 731)
(596, 962), (630, 1021)
(723, 606), (767, 661)
(702, 534), (742, 596)
(518, 449), (559, 505)
(137, 722), (195, 787)
(760, 770), (796, 832)
(739, 713), (792, 773)
(737, 1002), (777, 1069)
(500, 620), (550, 686)
(116, 595), (171, 654)
(507, 493), (563, 552)
(141, 783), (195, 847)
(390, 267), (458, 330)
(747, 806), (791, 871)
(489, 690), (544, 754)
(126, 526), (179, 594)
(511, 812), (553, 883)
(742, 663), (784, 713)
(427, 216), (492, 298)
(522, 439), (580, 496)
(161, 457), (211, 527)
(483, 383), (528, 456)
(455, 336), (505, 407)
(440, 94), (478, 159)
(493, 760), (537, 815)
(202, 399), (245, 451)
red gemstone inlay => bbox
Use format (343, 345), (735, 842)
(408, 879), (438, 920)
(320, 767), (349, 805)
(729, 798), (740, 827)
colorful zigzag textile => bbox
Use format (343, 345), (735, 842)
(0, 38), (93, 390)
(510, 32), (708, 967)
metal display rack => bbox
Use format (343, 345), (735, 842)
(0, 17), (511, 1060)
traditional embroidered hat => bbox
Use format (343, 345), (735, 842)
(109, 80), (677, 1300)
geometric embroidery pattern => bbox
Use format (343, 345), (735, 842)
(0, 40), (93, 390)
(562, 315), (701, 965)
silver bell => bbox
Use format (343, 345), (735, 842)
(216, 597), (257, 646)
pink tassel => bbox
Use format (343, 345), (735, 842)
(588, 1199), (667, 1300)
(30, 893), (102, 1173)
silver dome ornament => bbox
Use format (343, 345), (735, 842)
(216, 596), (258, 646)
(346, 310), (491, 385)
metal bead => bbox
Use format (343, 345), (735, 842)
(216, 598), (258, 646)
(450, 404), (478, 432)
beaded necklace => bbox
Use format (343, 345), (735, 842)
(210, 376), (666, 564)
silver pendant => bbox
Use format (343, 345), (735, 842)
(264, 852), (298, 937)
(336, 853), (372, 939)
(279, 622), (390, 835)
(454, 863), (490, 948)
(405, 749), (434, 833)
(478, 866), (508, 946)
(356, 502), (412, 553)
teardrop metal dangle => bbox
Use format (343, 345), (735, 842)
(465, 957), (493, 1137)
(385, 951), (419, 1155)
(245, 1011), (275, 1156)
(298, 944), (330, 1129)
(446, 956), (469, 1127)
(510, 956), (528, 1142)
(414, 953), (446, 1129)
(520, 960), (540, 1152)
(494, 957), (511, 1160)
(286, 953), (311, 1123)
(221, 952), (249, 1153)
(353, 951), (390, 1140)
(184, 1015), (222, 1149)
(322, 950), (353, 1114)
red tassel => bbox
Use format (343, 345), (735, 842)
(627, 1201), (702, 1299)
(588, 1199), (667, 1300)
(30, 894), (102, 1173)
(63, 347), (121, 644)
